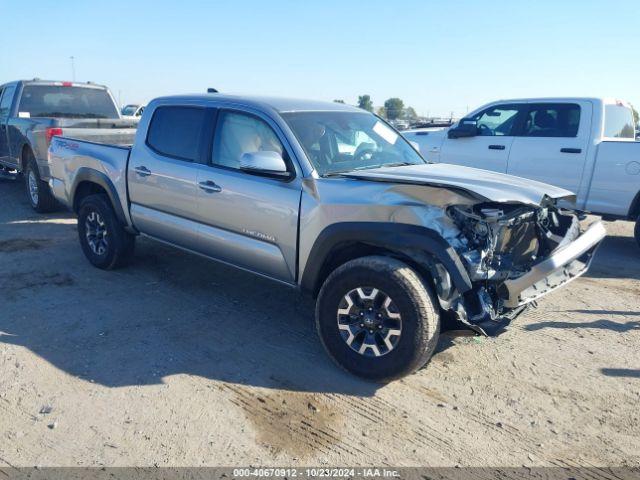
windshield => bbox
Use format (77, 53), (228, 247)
(282, 111), (425, 176)
(121, 105), (138, 116)
(18, 85), (119, 119)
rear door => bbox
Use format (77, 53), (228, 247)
(192, 108), (301, 283)
(127, 105), (211, 250)
(439, 103), (526, 172)
(507, 101), (591, 194)
(0, 85), (17, 165)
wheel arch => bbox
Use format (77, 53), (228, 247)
(628, 190), (640, 220)
(300, 222), (472, 298)
(71, 168), (127, 225)
(20, 143), (34, 171)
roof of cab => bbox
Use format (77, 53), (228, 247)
(151, 93), (364, 114)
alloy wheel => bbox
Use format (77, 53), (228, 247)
(85, 211), (109, 255)
(336, 287), (402, 357)
(28, 170), (39, 206)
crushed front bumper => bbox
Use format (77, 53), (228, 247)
(499, 221), (606, 308)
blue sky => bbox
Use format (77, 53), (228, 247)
(1, 0), (638, 117)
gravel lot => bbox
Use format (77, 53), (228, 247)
(1, 178), (639, 468)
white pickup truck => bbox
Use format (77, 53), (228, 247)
(403, 98), (640, 247)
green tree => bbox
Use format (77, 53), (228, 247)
(333, 99), (345, 104)
(384, 98), (404, 120)
(357, 95), (373, 112)
(376, 106), (387, 118)
(632, 106), (639, 126)
(404, 106), (418, 120)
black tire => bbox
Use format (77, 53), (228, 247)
(24, 151), (58, 213)
(77, 194), (135, 270)
(635, 216), (640, 249)
(316, 256), (440, 382)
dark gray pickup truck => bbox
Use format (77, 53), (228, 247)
(0, 79), (136, 211)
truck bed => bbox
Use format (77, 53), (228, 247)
(47, 136), (133, 226)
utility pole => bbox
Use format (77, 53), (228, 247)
(70, 56), (76, 82)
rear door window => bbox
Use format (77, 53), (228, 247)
(521, 103), (581, 137)
(603, 104), (635, 139)
(146, 106), (206, 161)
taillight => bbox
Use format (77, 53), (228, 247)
(62, 81), (73, 87)
(45, 127), (63, 143)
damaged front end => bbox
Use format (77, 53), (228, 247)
(434, 198), (605, 335)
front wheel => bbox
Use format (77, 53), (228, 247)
(77, 194), (135, 270)
(316, 256), (440, 382)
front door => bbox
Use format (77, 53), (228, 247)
(0, 85), (16, 166)
(439, 103), (526, 173)
(127, 105), (209, 250)
(193, 109), (301, 283)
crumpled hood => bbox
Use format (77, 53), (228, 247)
(342, 163), (576, 206)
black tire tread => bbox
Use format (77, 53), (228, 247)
(77, 194), (135, 270)
(316, 255), (440, 382)
(25, 153), (57, 213)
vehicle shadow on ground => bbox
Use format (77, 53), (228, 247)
(0, 181), (457, 396)
(585, 234), (640, 281)
(567, 309), (640, 316)
(601, 368), (640, 379)
(524, 319), (640, 332)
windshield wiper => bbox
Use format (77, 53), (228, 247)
(322, 162), (414, 177)
(379, 162), (415, 168)
(350, 162), (415, 171)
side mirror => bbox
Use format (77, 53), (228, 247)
(448, 119), (478, 139)
(239, 151), (291, 178)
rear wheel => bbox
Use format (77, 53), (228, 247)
(315, 256), (440, 382)
(77, 194), (135, 269)
(24, 151), (57, 212)
(635, 216), (640, 249)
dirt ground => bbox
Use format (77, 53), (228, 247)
(1, 178), (639, 468)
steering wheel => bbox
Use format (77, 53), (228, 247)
(353, 143), (376, 163)
(477, 124), (493, 136)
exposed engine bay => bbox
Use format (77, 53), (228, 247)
(438, 200), (582, 334)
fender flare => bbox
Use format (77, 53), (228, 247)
(19, 141), (34, 169)
(628, 190), (640, 220)
(300, 222), (473, 296)
(71, 167), (127, 224)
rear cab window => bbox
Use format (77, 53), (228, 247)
(603, 103), (635, 140)
(18, 85), (119, 119)
(146, 106), (206, 161)
(521, 103), (581, 137)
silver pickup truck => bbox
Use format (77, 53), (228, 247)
(47, 93), (606, 381)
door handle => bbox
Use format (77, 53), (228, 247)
(560, 148), (582, 154)
(134, 165), (152, 177)
(198, 180), (222, 193)
(488, 144), (505, 150)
